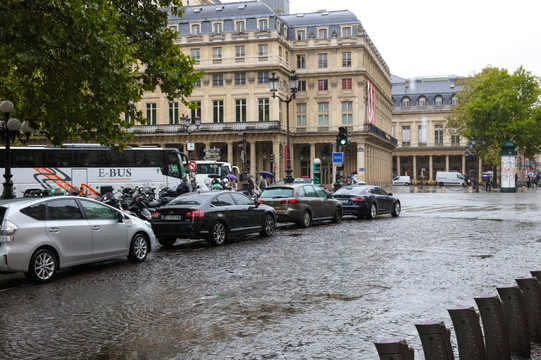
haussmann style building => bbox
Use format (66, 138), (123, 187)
(127, 0), (396, 188)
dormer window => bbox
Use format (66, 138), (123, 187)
(296, 30), (306, 40)
(435, 96), (443, 106)
(213, 22), (223, 34)
(418, 96), (427, 106)
(191, 24), (200, 35)
(258, 19), (268, 31)
(342, 26), (352, 37)
(317, 28), (328, 39)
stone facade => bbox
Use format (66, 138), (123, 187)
(128, 2), (396, 188)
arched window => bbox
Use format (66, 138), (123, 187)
(401, 97), (410, 107)
(434, 96), (443, 106)
(418, 96), (427, 107)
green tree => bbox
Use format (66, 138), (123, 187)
(447, 66), (541, 164)
(0, 0), (202, 149)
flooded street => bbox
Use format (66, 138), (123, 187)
(1, 188), (541, 359)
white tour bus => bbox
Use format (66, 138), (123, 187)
(0, 144), (189, 197)
(193, 160), (240, 190)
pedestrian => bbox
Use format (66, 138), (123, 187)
(526, 175), (531, 189)
(258, 175), (268, 191)
(533, 174), (538, 189)
(176, 177), (190, 196)
(247, 174), (255, 195)
(485, 177), (491, 192)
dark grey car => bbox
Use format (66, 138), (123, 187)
(259, 184), (343, 228)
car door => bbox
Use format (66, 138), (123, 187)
(213, 193), (238, 231)
(45, 198), (93, 265)
(316, 187), (333, 218)
(303, 185), (324, 219)
(230, 192), (261, 232)
(374, 187), (393, 213)
(79, 199), (128, 259)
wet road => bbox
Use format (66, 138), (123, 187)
(1, 187), (541, 359)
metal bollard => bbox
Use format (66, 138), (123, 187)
(515, 277), (541, 343)
(415, 321), (454, 359)
(474, 296), (511, 360)
(496, 286), (530, 358)
(448, 306), (486, 360)
(374, 338), (414, 360)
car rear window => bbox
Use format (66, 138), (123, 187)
(20, 203), (46, 221)
(260, 187), (294, 198)
(169, 193), (205, 206)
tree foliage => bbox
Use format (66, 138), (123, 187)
(0, 0), (202, 149)
(447, 66), (541, 163)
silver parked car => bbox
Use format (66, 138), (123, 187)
(259, 184), (343, 228)
(0, 196), (156, 283)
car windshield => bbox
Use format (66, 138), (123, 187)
(334, 185), (370, 195)
(260, 187), (294, 198)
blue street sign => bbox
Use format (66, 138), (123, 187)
(332, 152), (343, 163)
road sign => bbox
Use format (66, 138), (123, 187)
(332, 152), (343, 163)
(188, 161), (197, 172)
(186, 142), (195, 151)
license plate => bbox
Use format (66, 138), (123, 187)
(341, 199), (349, 204)
(164, 215), (182, 220)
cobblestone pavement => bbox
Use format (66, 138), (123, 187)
(1, 188), (541, 359)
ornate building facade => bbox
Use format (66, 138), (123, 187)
(127, 1), (396, 188)
(391, 75), (485, 183)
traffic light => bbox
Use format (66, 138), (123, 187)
(270, 154), (275, 163)
(337, 126), (348, 147)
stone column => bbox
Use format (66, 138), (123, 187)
(396, 155), (401, 177)
(445, 155), (449, 172)
(462, 155), (466, 174)
(357, 143), (366, 183)
(250, 141), (256, 176)
(310, 143), (316, 178)
(429, 155), (433, 181)
(227, 142), (233, 165)
(273, 141), (281, 181)
(413, 155), (417, 181)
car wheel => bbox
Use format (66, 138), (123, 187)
(367, 203), (377, 219)
(158, 238), (176, 247)
(128, 233), (149, 262)
(27, 248), (57, 283)
(439, 182), (444, 187)
(332, 208), (342, 223)
(404, 182), (410, 186)
(297, 211), (311, 228)
(209, 221), (227, 246)
(260, 213), (275, 237)
(391, 201), (401, 217)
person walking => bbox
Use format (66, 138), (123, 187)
(258, 175), (268, 191)
(176, 177), (190, 195)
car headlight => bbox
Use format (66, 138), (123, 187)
(0, 220), (19, 242)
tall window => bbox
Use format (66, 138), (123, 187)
(213, 22), (223, 34)
(191, 24), (200, 35)
(342, 79), (352, 90)
(451, 134), (460, 145)
(258, 19), (268, 31)
(191, 48), (200, 64)
(146, 103), (156, 125)
(341, 101), (353, 124)
(169, 102), (179, 124)
(235, 21), (245, 32)
(236, 99), (247, 122)
(296, 30), (306, 40)
(435, 96), (443, 106)
(213, 100), (224, 123)
(212, 74), (223, 87)
(235, 45), (245, 61)
(213, 47), (222, 63)
(191, 101), (201, 122)
(298, 81), (307, 92)
(194, 79), (201, 88)
(297, 103), (307, 126)
(318, 28), (328, 39)
(451, 96), (459, 106)
(418, 125), (427, 145)
(258, 44), (268, 60)
(258, 71), (268, 84)
(402, 97), (410, 107)
(235, 72), (246, 86)
(318, 79), (328, 91)
(342, 27), (352, 37)
(297, 54), (306, 69)
(402, 126), (410, 145)
(435, 125), (444, 144)
(318, 53), (328, 68)
(258, 98), (269, 121)
(318, 102), (329, 125)
(342, 52), (352, 67)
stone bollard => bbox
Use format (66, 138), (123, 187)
(522, 186), (527, 192)
(413, 186), (418, 193)
(468, 186), (473, 193)
(497, 286), (531, 358)
(474, 295), (511, 360)
(515, 277), (541, 343)
(374, 338), (414, 360)
(448, 306), (486, 360)
(415, 321), (454, 359)
(441, 187), (446, 193)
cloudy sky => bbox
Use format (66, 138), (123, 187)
(221, 0), (541, 79)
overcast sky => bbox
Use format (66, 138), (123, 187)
(221, 0), (541, 79)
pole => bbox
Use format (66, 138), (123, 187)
(285, 99), (293, 183)
(1, 127), (13, 199)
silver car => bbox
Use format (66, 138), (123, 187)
(0, 196), (156, 283)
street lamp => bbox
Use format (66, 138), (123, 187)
(0, 100), (32, 199)
(269, 70), (298, 184)
(465, 136), (486, 193)
(180, 114), (201, 160)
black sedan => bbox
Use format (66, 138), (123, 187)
(150, 191), (276, 246)
(333, 185), (401, 219)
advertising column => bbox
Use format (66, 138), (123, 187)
(500, 140), (517, 193)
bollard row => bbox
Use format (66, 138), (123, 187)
(374, 270), (541, 359)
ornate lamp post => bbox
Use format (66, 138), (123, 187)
(269, 70), (298, 184)
(465, 136), (485, 193)
(180, 114), (201, 161)
(0, 100), (32, 199)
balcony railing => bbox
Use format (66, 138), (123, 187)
(361, 123), (398, 145)
(127, 121), (281, 134)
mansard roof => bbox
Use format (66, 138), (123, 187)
(175, 1), (274, 22)
(392, 75), (464, 97)
(279, 9), (360, 27)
